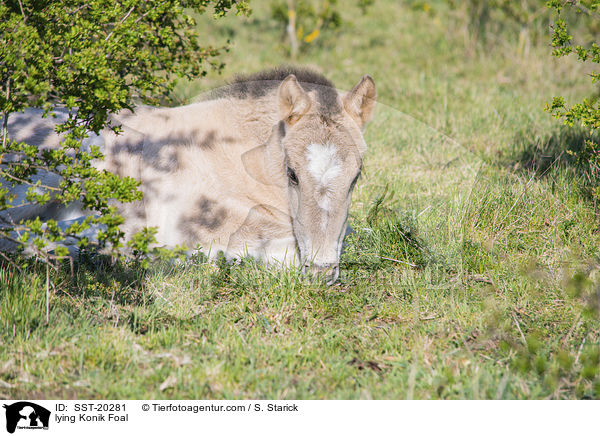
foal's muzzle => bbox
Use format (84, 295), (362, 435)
(305, 262), (340, 286)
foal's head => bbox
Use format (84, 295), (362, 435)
(271, 73), (376, 283)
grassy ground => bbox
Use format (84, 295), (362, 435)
(1, 1), (600, 399)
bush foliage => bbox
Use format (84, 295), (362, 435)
(547, 0), (600, 203)
(0, 0), (249, 262)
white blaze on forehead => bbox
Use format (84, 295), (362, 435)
(306, 143), (341, 189)
(306, 143), (341, 219)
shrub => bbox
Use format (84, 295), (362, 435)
(546, 0), (600, 205)
(270, 0), (374, 58)
(0, 0), (250, 264)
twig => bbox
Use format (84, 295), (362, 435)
(566, 0), (600, 19)
(0, 232), (28, 248)
(133, 2), (167, 25)
(512, 313), (527, 346)
(17, 0), (26, 22)
(374, 254), (418, 268)
(0, 250), (23, 273)
(471, 275), (493, 285)
(574, 336), (587, 366)
(105, 5), (136, 42)
(417, 205), (431, 217)
(70, 3), (91, 15)
(2, 79), (9, 149)
(286, 0), (299, 59)
(45, 262), (50, 325)
(0, 170), (61, 191)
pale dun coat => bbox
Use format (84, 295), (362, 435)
(5, 67), (376, 283)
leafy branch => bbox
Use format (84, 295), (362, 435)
(0, 0), (250, 264)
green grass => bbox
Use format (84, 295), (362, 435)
(1, 0), (600, 399)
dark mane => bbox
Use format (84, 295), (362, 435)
(209, 66), (341, 114)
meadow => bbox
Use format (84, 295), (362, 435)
(1, 0), (599, 399)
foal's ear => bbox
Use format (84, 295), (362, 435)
(343, 75), (376, 129)
(278, 75), (311, 125)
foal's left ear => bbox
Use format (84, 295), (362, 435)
(343, 75), (376, 129)
(278, 75), (312, 125)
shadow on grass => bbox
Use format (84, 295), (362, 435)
(0, 251), (202, 340)
(66, 251), (149, 305)
(340, 188), (431, 289)
(510, 127), (596, 180)
(503, 126), (600, 206)
(512, 128), (584, 172)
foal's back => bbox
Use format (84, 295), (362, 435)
(100, 89), (289, 256)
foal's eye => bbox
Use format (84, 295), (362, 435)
(287, 167), (299, 185)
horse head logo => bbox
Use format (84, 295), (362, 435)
(3, 402), (50, 434)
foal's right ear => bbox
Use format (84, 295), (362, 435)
(278, 75), (311, 125)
